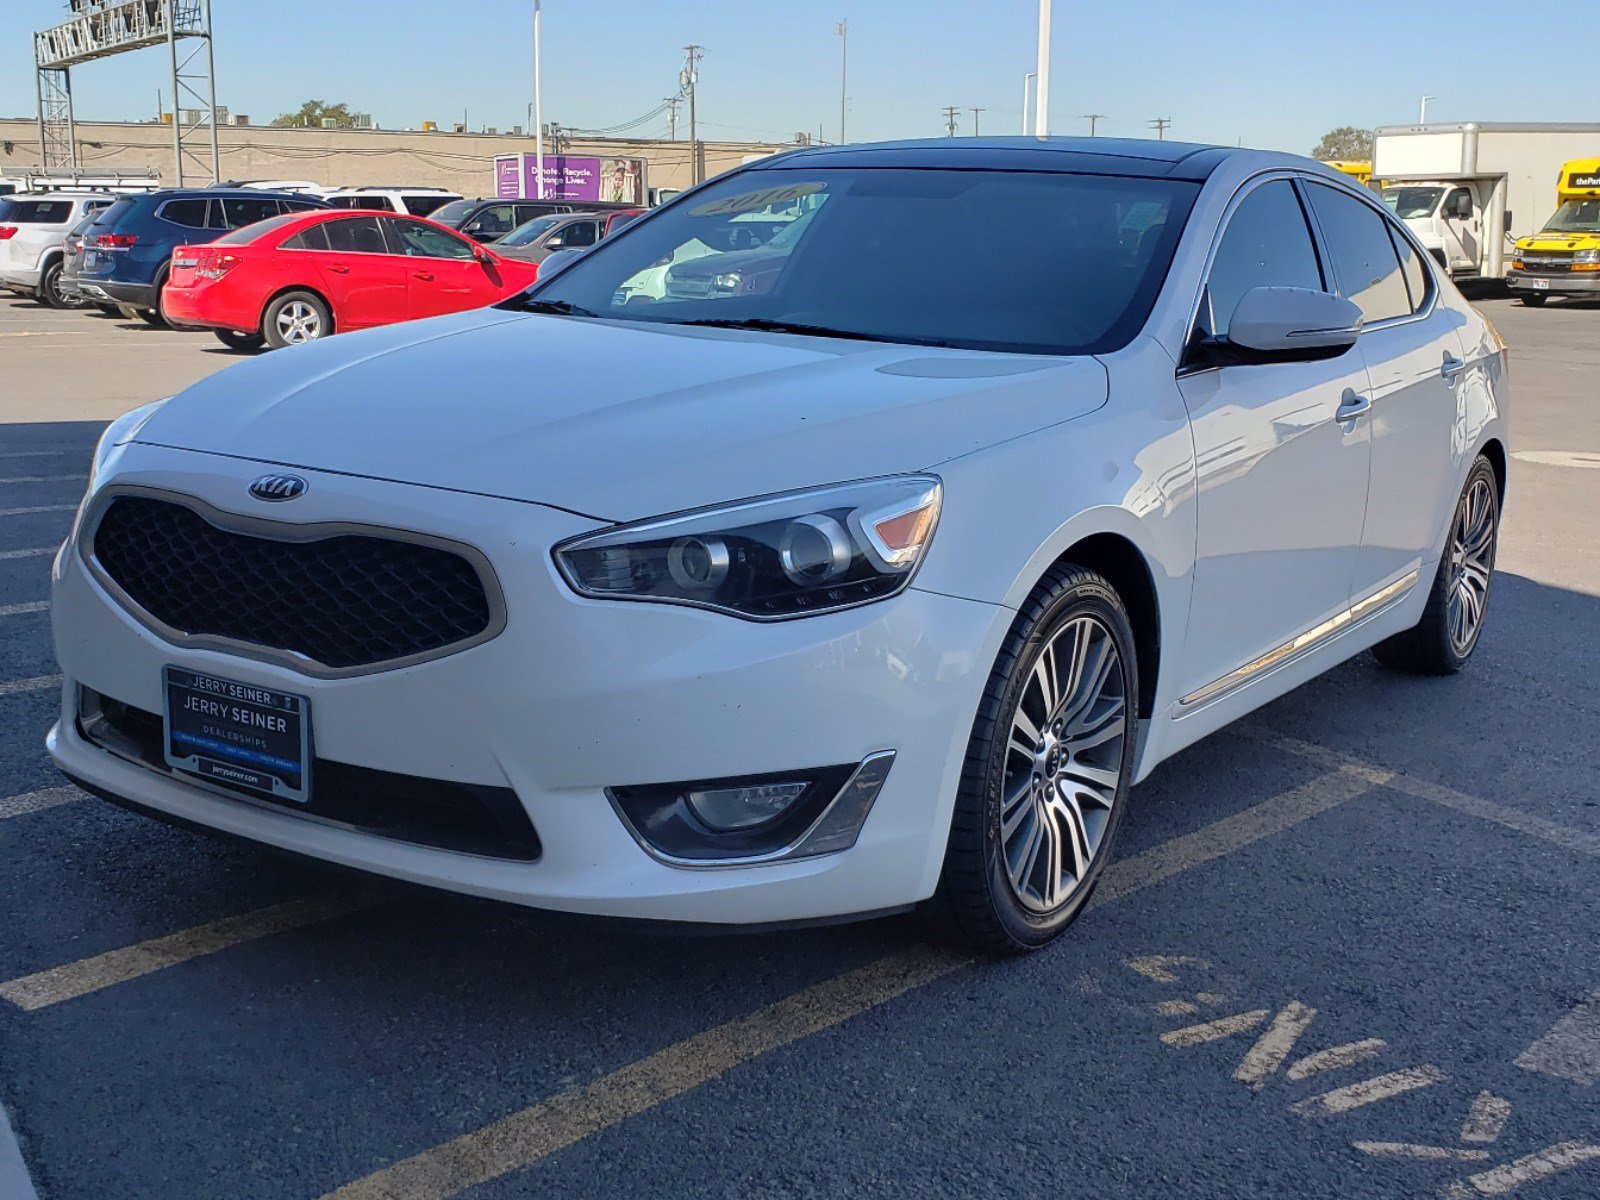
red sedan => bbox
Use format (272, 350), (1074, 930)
(163, 209), (541, 351)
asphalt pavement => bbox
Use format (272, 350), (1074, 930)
(1, 290), (1597, 1200)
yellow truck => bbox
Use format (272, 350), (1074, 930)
(1322, 160), (1373, 187)
(1506, 158), (1600, 306)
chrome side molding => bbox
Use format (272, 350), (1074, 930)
(1178, 570), (1421, 710)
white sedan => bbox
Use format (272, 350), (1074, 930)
(49, 138), (1507, 952)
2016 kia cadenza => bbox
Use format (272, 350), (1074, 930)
(50, 138), (1507, 952)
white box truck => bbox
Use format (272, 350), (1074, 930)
(1372, 122), (1600, 280)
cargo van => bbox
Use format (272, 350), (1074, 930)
(1505, 158), (1600, 306)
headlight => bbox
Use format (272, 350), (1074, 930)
(555, 476), (942, 620)
(711, 271), (743, 293)
(88, 398), (168, 489)
(1574, 249), (1600, 265)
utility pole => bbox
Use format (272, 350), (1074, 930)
(1082, 113), (1105, 137)
(942, 105), (960, 137)
(1034, 0), (1051, 136)
(970, 108), (984, 136)
(532, 0), (544, 198)
(1149, 117), (1171, 140)
(682, 45), (703, 183)
(1021, 72), (1035, 135)
(664, 96), (681, 141)
(837, 20), (847, 145)
(1419, 95), (1434, 124)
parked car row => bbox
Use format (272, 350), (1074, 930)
(2, 182), (643, 351)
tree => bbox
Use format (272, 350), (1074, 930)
(1310, 127), (1374, 162)
(272, 100), (358, 129)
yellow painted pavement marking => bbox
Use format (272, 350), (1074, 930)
(1514, 986), (1600, 1087)
(1289, 1065), (1447, 1117)
(1160, 1010), (1270, 1048)
(0, 601), (49, 618)
(319, 947), (970, 1200)
(0, 476), (86, 485)
(0, 893), (379, 1012)
(1442, 1142), (1600, 1198)
(0, 787), (79, 822)
(0, 675), (61, 698)
(0, 505), (77, 519)
(1353, 1142), (1489, 1162)
(1461, 1092), (1513, 1144)
(0, 546), (56, 561)
(1286, 1038), (1387, 1081)
(1233, 1001), (1317, 1089)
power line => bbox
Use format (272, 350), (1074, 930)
(942, 105), (960, 137)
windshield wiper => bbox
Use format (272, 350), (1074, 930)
(674, 316), (946, 346)
(513, 297), (599, 317)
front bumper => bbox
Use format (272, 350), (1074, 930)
(1506, 271), (1600, 295)
(49, 445), (1004, 924)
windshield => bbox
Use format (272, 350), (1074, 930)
(516, 168), (1197, 356)
(500, 215), (564, 247)
(1541, 198), (1600, 234)
(427, 199), (477, 226)
(1383, 187), (1445, 220)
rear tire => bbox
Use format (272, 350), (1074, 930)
(40, 260), (84, 310)
(213, 329), (265, 353)
(137, 305), (168, 328)
(926, 564), (1138, 954)
(1372, 456), (1499, 675)
(1518, 293), (1547, 307)
(262, 291), (331, 349)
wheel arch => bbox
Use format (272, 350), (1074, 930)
(1050, 532), (1162, 720)
(1478, 436), (1507, 506)
(258, 284), (336, 336)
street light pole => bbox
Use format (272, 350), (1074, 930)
(1034, 0), (1051, 136)
(837, 20), (847, 145)
(532, 0), (544, 199)
(1419, 95), (1434, 124)
(1021, 72), (1035, 135)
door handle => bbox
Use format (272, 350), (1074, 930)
(1335, 391), (1371, 429)
(1441, 355), (1469, 382)
(326, 264), (350, 274)
(412, 270), (435, 281)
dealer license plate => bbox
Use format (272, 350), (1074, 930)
(162, 666), (311, 803)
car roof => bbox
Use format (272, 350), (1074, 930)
(743, 136), (1286, 181)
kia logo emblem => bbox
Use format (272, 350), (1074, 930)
(248, 474), (308, 502)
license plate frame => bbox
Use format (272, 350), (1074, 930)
(162, 666), (312, 803)
(1530, 277), (1550, 290)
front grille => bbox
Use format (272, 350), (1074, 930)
(78, 688), (541, 861)
(1518, 254), (1573, 272)
(91, 495), (495, 671)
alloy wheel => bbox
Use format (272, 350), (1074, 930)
(1000, 614), (1127, 913)
(275, 301), (323, 344)
(1447, 476), (1495, 655)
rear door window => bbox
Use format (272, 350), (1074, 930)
(1198, 180), (1324, 340)
(463, 204), (518, 238)
(281, 223), (331, 251)
(328, 195), (387, 211)
(219, 196), (281, 230)
(159, 198), (211, 228)
(401, 194), (454, 217)
(322, 216), (389, 254)
(1389, 226), (1431, 313)
(279, 199), (325, 214)
(1305, 183), (1411, 323)
(559, 219), (600, 248)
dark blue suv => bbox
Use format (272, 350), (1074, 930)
(77, 188), (327, 325)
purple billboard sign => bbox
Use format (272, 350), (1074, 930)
(492, 153), (645, 204)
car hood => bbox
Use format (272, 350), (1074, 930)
(136, 307), (1108, 522)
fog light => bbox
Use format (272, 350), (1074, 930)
(686, 781), (808, 831)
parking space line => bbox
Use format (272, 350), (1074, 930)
(0, 893), (381, 1012)
(0, 505), (77, 519)
(1353, 1142), (1489, 1162)
(1092, 765), (1387, 907)
(0, 788), (79, 822)
(1462, 1092), (1513, 1143)
(321, 766), (1385, 1199)
(320, 946), (971, 1200)
(0, 547), (55, 561)
(0, 1100), (40, 1200)
(1442, 1142), (1600, 1198)
(0, 452), (70, 461)
(1289, 1065), (1447, 1117)
(1254, 733), (1600, 860)
(1286, 1038), (1387, 1081)
(1515, 987), (1600, 1087)
(0, 677), (61, 698)
(0, 476), (86, 486)
(0, 602), (49, 619)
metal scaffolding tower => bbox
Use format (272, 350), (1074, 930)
(33, 0), (219, 185)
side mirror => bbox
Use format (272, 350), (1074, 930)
(544, 237), (566, 250)
(538, 247), (586, 278)
(1503, 210), (1514, 236)
(1452, 194), (1474, 219)
(1204, 287), (1363, 365)
(472, 244), (492, 265)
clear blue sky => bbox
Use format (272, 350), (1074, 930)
(2, 0), (1591, 154)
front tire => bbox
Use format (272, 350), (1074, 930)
(213, 329), (265, 353)
(1518, 292), (1547, 307)
(928, 564), (1138, 954)
(1373, 456), (1499, 674)
(262, 291), (331, 349)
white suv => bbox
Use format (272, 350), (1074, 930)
(0, 191), (118, 308)
(322, 187), (462, 217)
